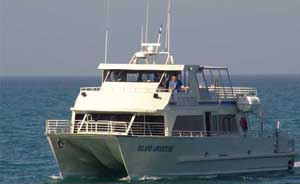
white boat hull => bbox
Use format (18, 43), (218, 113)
(47, 134), (295, 179)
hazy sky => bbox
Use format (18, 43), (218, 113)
(1, 0), (300, 76)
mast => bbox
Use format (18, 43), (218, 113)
(104, 0), (110, 64)
(145, 0), (150, 43)
(165, 0), (173, 64)
(167, 0), (171, 55)
(156, 25), (163, 53)
(131, 0), (173, 65)
(104, 31), (108, 64)
(102, 0), (110, 83)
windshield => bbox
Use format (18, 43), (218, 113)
(105, 70), (163, 82)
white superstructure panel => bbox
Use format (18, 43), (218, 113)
(72, 82), (171, 113)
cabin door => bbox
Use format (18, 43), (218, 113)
(205, 112), (211, 136)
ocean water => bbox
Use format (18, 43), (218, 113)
(1, 75), (300, 184)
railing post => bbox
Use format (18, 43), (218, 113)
(78, 114), (88, 133)
(56, 121), (58, 134)
(126, 115), (136, 135)
(45, 121), (48, 134)
(147, 123), (152, 136)
(110, 121), (112, 133)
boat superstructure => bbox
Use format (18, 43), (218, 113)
(45, 1), (296, 179)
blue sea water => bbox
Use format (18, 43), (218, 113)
(1, 75), (300, 184)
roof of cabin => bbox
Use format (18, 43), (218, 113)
(98, 63), (229, 71)
(98, 64), (185, 71)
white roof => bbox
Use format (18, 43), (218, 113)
(98, 63), (185, 71)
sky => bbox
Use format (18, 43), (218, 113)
(1, 0), (300, 76)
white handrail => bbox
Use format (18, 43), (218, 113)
(46, 120), (71, 134)
(207, 86), (257, 99)
(46, 120), (289, 138)
(73, 120), (129, 135)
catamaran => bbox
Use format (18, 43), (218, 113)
(45, 1), (296, 180)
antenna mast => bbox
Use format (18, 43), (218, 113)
(141, 26), (144, 46)
(167, 0), (171, 55)
(102, 0), (110, 83)
(104, 0), (110, 64)
(156, 25), (163, 53)
(145, 0), (150, 43)
(104, 31), (108, 64)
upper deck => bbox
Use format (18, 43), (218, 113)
(68, 14), (258, 112)
(71, 63), (257, 113)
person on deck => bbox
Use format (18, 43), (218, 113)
(168, 75), (183, 92)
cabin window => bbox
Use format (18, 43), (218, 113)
(73, 113), (85, 133)
(90, 113), (133, 122)
(134, 115), (164, 122)
(211, 115), (238, 132)
(75, 113), (85, 120)
(180, 70), (190, 88)
(75, 113), (133, 122)
(196, 72), (207, 88)
(172, 115), (204, 133)
(196, 68), (235, 99)
(201, 69), (232, 88)
(130, 115), (165, 136)
(105, 70), (162, 82)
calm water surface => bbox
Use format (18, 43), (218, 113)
(1, 75), (300, 184)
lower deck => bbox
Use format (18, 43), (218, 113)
(46, 133), (296, 179)
(46, 107), (243, 137)
(46, 119), (241, 137)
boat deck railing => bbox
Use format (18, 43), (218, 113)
(73, 120), (129, 135)
(207, 87), (257, 99)
(46, 120), (287, 137)
(171, 130), (240, 137)
(80, 86), (256, 99)
(46, 120), (164, 136)
(80, 87), (168, 94)
(45, 120), (71, 134)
